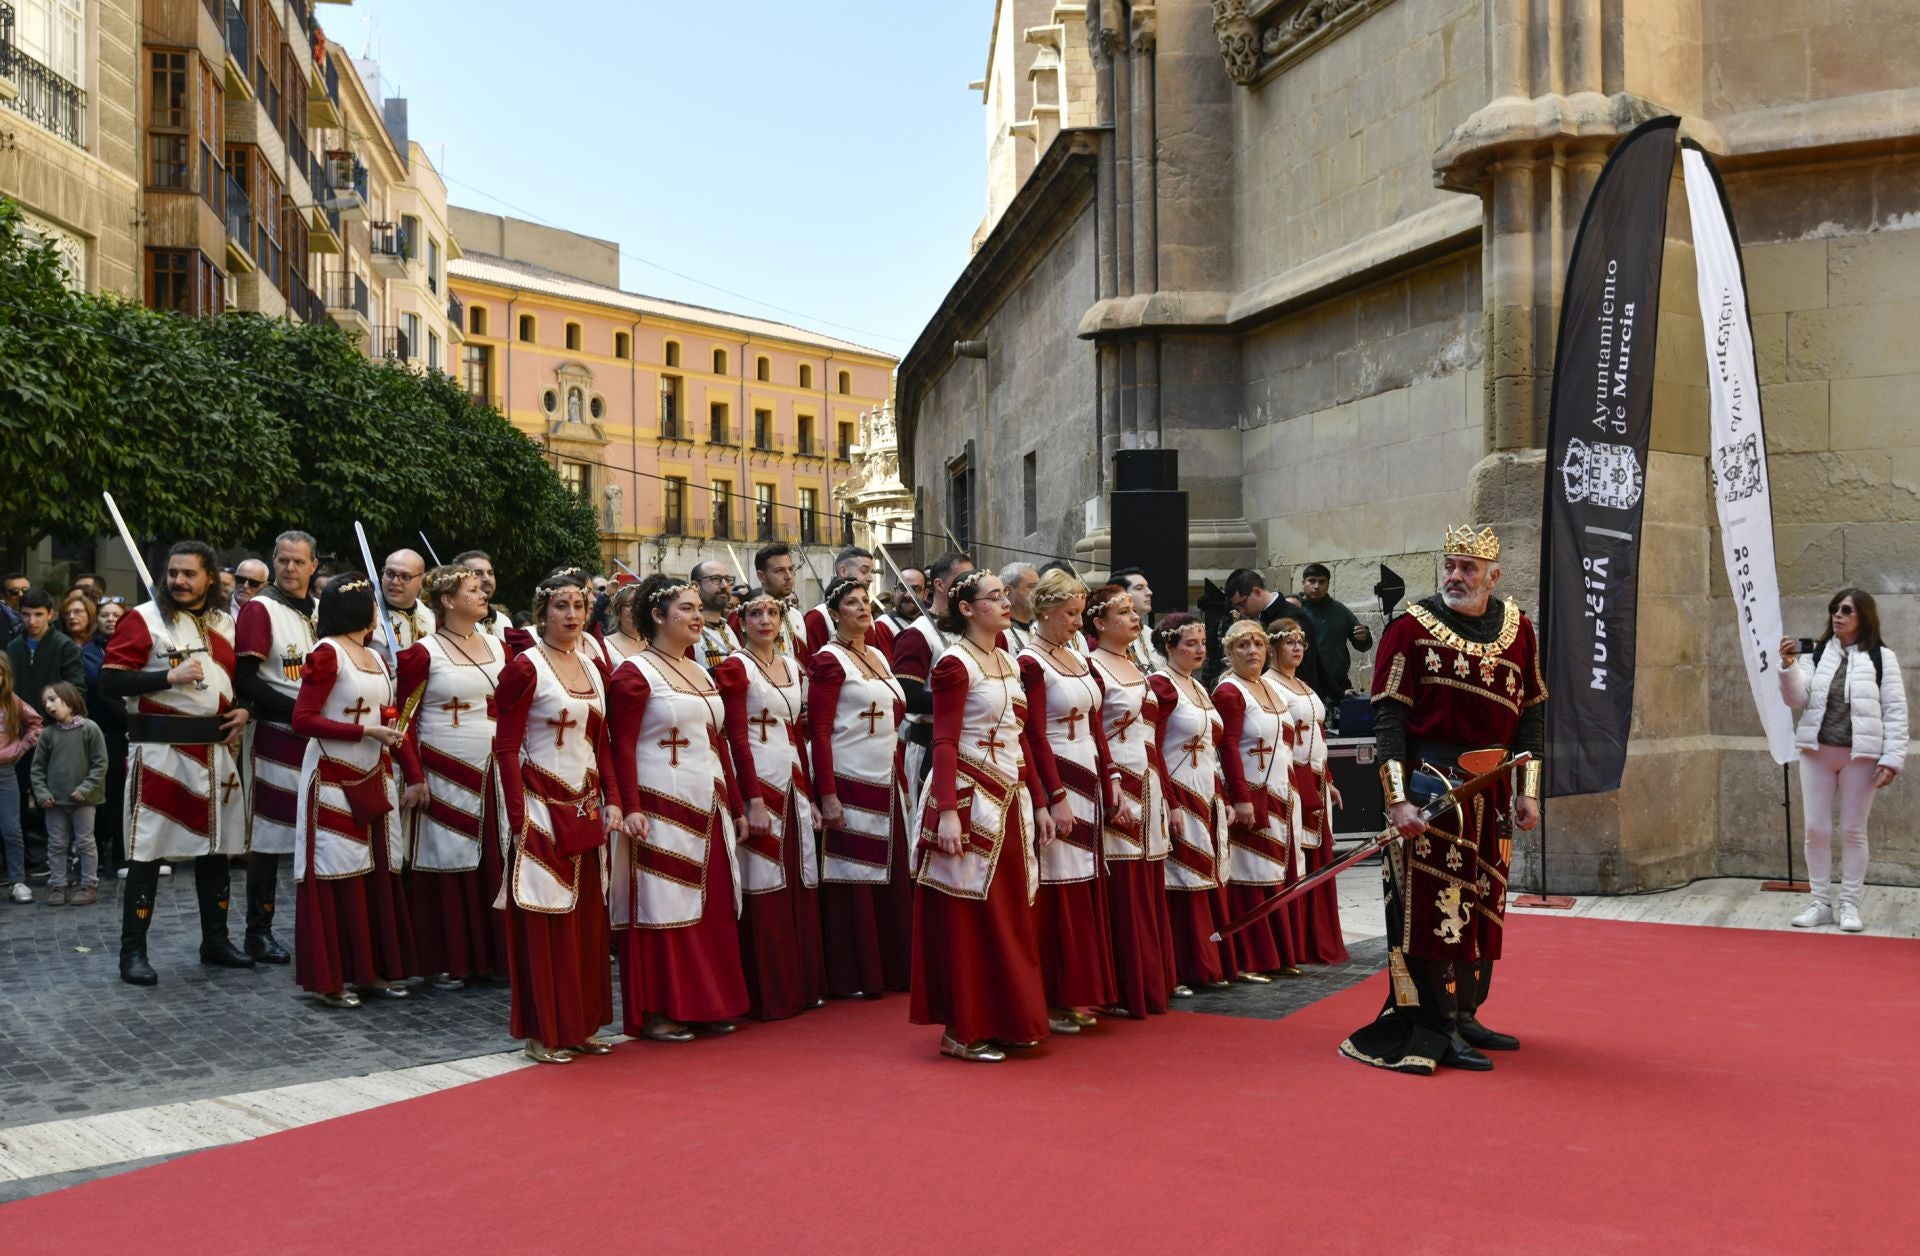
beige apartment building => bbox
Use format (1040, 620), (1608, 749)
(0, 0), (141, 295)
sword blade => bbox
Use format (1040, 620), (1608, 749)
(418, 530), (443, 566)
(1209, 752), (1531, 941)
(354, 521), (403, 661)
(101, 492), (179, 653)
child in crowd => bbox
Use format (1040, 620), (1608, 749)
(0, 655), (42, 903)
(31, 682), (107, 906)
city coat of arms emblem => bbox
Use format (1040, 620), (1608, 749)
(1560, 438), (1644, 510)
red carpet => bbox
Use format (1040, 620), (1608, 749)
(6, 914), (1919, 1253)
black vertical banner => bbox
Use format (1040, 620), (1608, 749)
(1542, 116), (1681, 797)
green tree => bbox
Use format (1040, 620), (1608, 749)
(0, 196), (601, 596)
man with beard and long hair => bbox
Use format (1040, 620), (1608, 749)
(104, 541), (253, 985)
(1339, 525), (1545, 1076)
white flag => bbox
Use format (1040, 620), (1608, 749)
(1682, 147), (1796, 765)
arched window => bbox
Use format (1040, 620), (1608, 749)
(837, 370), (851, 395)
(755, 356), (770, 382)
(665, 340), (681, 368)
(567, 387), (584, 424)
(712, 347), (728, 375)
(798, 363), (813, 389)
(469, 305), (487, 336)
(565, 322), (582, 351)
(518, 313), (536, 343)
(614, 331), (631, 360)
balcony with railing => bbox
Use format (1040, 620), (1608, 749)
(369, 324), (411, 361)
(0, 4), (16, 104)
(324, 270), (368, 327)
(659, 414), (693, 444)
(368, 221), (410, 278)
(307, 41), (340, 127)
(710, 504), (743, 541)
(223, 173), (255, 274)
(222, 1), (253, 100)
(0, 6), (88, 149)
(797, 511), (820, 547)
(286, 269), (324, 325)
(753, 507), (781, 544)
(446, 291), (465, 344)
(653, 512), (706, 538)
(707, 421), (739, 447)
(307, 153), (342, 252)
(324, 150), (368, 221)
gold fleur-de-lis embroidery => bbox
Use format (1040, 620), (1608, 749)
(1446, 845), (1464, 871)
(1424, 648), (1442, 672)
(1452, 653), (1471, 679)
(1479, 656), (1499, 686)
(1505, 671), (1519, 697)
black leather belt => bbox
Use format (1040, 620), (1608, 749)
(1407, 740), (1501, 783)
(126, 713), (229, 745)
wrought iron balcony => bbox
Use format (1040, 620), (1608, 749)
(446, 291), (466, 342)
(222, 1), (252, 99)
(224, 172), (255, 273)
(0, 11), (87, 148)
(286, 269), (325, 325)
(368, 220), (409, 278)
(369, 324), (411, 361)
(324, 150), (368, 220)
(324, 271), (368, 320)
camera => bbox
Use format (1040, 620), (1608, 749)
(1797, 637), (1818, 656)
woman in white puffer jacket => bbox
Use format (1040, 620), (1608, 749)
(1779, 589), (1907, 933)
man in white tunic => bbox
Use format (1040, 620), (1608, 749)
(103, 541), (253, 985)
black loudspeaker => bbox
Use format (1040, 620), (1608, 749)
(1113, 448), (1179, 492)
(1110, 488), (1188, 613)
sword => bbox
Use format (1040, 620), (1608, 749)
(874, 542), (929, 620)
(102, 492), (207, 690)
(418, 530), (443, 567)
(612, 557), (641, 579)
(354, 521), (403, 666)
(1210, 752), (1531, 941)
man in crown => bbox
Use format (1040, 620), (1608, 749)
(1339, 524), (1546, 1076)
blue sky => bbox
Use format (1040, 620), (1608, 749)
(344, 0), (995, 354)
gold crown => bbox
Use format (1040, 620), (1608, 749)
(1442, 524), (1501, 561)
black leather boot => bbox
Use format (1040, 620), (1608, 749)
(244, 852), (290, 964)
(195, 856), (254, 969)
(119, 861), (160, 986)
(1455, 961), (1519, 1050)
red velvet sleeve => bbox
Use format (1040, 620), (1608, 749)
(1018, 655), (1064, 804)
(805, 608), (829, 655)
(714, 655), (759, 791)
(605, 663), (651, 816)
(594, 696), (621, 814)
(1147, 674), (1179, 798)
(233, 599), (272, 660)
(806, 650), (844, 792)
(891, 626), (930, 685)
(1214, 680), (1250, 804)
(929, 653), (969, 812)
(103, 611), (153, 671)
(491, 653), (535, 838)
(503, 626), (535, 659)
(1144, 692), (1174, 803)
(872, 619), (894, 665)
(292, 646), (367, 742)
(394, 643), (429, 785)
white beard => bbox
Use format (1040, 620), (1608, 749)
(1440, 587), (1486, 614)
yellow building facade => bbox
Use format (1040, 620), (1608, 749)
(448, 216), (896, 593)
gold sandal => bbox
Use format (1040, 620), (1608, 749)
(939, 1035), (1006, 1063)
(571, 1036), (615, 1055)
(524, 1039), (575, 1064)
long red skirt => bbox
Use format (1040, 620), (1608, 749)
(1292, 769), (1349, 964)
(405, 793), (510, 980)
(1035, 870), (1118, 1010)
(503, 856), (606, 1052)
(1106, 857), (1176, 1016)
(618, 821), (750, 1029)
(506, 860), (610, 1044)
(738, 795), (828, 1021)
(1224, 860), (1298, 974)
(296, 829), (418, 994)
(911, 850), (1048, 1045)
(505, 855), (611, 1047)
(819, 810), (913, 997)
(1166, 884), (1227, 986)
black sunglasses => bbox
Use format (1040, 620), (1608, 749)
(234, 576), (266, 590)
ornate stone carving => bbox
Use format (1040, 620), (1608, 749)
(1098, 0), (1127, 55)
(1210, 1), (1259, 85)
(834, 404), (914, 550)
(1130, 3), (1157, 52)
(1213, 0), (1395, 88)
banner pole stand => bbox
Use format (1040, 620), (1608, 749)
(1513, 794), (1576, 911)
(1762, 762), (1810, 893)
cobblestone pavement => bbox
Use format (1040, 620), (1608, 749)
(0, 862), (518, 1130)
(0, 860), (1388, 1137)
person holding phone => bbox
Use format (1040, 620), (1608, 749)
(1780, 589), (1907, 933)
